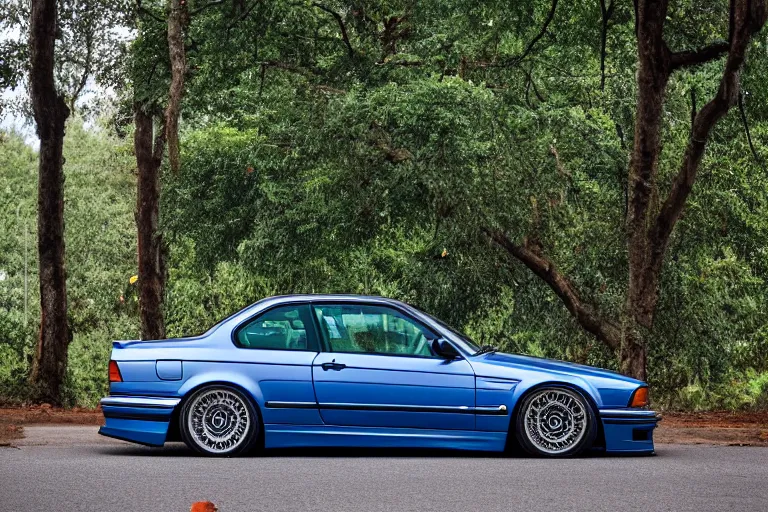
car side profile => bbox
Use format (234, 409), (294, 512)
(99, 294), (660, 457)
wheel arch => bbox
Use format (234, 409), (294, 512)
(506, 380), (604, 453)
(173, 379), (265, 450)
(178, 369), (265, 404)
(168, 377), (264, 438)
(178, 379), (264, 418)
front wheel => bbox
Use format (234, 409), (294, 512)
(515, 386), (596, 457)
(180, 385), (259, 456)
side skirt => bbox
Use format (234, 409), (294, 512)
(264, 424), (508, 452)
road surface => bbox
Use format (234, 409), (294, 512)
(1, 426), (766, 512)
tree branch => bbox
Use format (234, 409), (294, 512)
(738, 90), (766, 170)
(190, 0), (226, 16)
(312, 2), (354, 58)
(226, 0), (262, 29)
(521, 66), (545, 103)
(482, 227), (620, 350)
(670, 41), (730, 70)
(165, 0), (189, 175)
(480, 0), (558, 69)
(648, 0), (767, 279)
(136, 0), (165, 23)
(598, 0), (615, 91)
(510, 0), (558, 65)
(68, 28), (93, 112)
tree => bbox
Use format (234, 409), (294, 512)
(1, 0), (131, 116)
(132, 0), (198, 339)
(1, 0), (132, 402)
(136, 0), (768, 389)
(134, 105), (167, 340)
(486, 0), (767, 379)
(28, 0), (71, 403)
(56, 0), (133, 114)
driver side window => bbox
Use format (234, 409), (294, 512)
(312, 304), (438, 358)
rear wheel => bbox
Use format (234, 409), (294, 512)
(515, 386), (596, 457)
(180, 385), (259, 457)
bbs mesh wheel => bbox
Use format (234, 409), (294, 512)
(515, 386), (596, 457)
(180, 385), (260, 456)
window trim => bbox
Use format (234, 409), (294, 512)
(231, 302), (320, 352)
(309, 301), (441, 359)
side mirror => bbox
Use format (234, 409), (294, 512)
(431, 338), (461, 360)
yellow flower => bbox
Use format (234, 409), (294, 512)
(129, 275), (139, 285)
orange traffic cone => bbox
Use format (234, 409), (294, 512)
(190, 502), (218, 512)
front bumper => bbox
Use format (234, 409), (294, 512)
(99, 396), (181, 446)
(599, 408), (661, 454)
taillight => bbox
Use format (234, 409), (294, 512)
(629, 387), (649, 407)
(108, 360), (123, 383)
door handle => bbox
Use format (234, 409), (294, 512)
(321, 362), (346, 371)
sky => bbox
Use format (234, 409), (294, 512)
(0, 25), (36, 144)
(1, 86), (36, 145)
(1, 24), (132, 148)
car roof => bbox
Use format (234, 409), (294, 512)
(264, 294), (409, 305)
(207, 294), (415, 334)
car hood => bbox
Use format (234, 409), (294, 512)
(471, 351), (645, 386)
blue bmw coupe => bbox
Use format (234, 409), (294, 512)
(100, 294), (659, 457)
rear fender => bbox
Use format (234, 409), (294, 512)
(177, 370), (265, 407)
(171, 374), (265, 445)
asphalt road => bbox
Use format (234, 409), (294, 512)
(1, 426), (767, 512)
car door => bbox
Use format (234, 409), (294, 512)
(310, 302), (476, 430)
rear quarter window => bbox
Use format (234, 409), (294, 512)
(234, 304), (318, 351)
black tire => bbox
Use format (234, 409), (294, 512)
(179, 385), (260, 457)
(515, 386), (597, 457)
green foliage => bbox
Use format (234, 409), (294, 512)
(150, 0), (768, 410)
(0, 124), (139, 405)
(2, 0), (768, 409)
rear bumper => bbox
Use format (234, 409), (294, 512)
(99, 396), (181, 447)
(599, 409), (661, 454)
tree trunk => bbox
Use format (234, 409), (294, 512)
(620, 0), (672, 380)
(135, 107), (166, 340)
(28, 0), (71, 404)
(165, 0), (188, 174)
(619, 323), (647, 381)
(625, 0), (671, 333)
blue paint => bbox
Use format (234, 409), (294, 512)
(100, 418), (170, 446)
(100, 294), (658, 454)
(264, 424), (508, 452)
(155, 360), (182, 380)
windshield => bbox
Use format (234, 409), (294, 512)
(423, 313), (481, 353)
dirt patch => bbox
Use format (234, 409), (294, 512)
(0, 405), (103, 445)
(0, 423), (24, 446)
(656, 411), (768, 446)
(0, 405), (104, 425)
